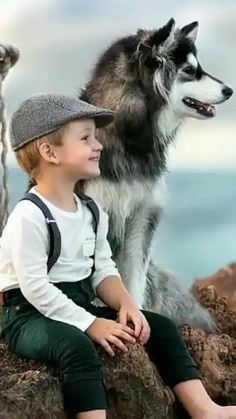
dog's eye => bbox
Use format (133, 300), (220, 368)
(183, 65), (196, 76)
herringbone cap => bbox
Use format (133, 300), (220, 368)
(9, 93), (114, 151)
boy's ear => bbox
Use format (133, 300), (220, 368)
(38, 143), (59, 164)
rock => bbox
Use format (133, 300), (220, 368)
(193, 263), (236, 313)
(0, 332), (175, 419)
(100, 343), (175, 419)
(181, 325), (236, 404)
(192, 264), (236, 338)
(1, 263), (236, 418)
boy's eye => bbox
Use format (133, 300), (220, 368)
(81, 136), (89, 141)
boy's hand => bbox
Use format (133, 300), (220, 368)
(85, 317), (136, 357)
(117, 296), (150, 345)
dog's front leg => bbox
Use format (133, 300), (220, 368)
(114, 205), (160, 309)
(117, 249), (149, 309)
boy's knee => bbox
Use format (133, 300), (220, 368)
(144, 310), (180, 338)
(160, 315), (180, 336)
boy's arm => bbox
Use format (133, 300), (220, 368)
(96, 275), (132, 311)
(9, 205), (97, 332)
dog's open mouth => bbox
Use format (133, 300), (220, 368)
(182, 97), (216, 117)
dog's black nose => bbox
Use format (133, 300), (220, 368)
(222, 86), (233, 98)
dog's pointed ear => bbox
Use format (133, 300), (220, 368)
(135, 20), (175, 67)
(161, 18), (176, 38)
(180, 21), (199, 43)
(151, 18), (176, 47)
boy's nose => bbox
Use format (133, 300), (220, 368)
(94, 137), (103, 150)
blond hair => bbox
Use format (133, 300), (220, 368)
(14, 125), (69, 181)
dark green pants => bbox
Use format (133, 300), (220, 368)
(1, 281), (200, 418)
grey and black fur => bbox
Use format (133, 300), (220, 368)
(77, 18), (233, 332)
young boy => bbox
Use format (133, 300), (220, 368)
(0, 93), (235, 419)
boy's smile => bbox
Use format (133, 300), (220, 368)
(54, 118), (103, 181)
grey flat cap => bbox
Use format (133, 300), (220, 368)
(9, 93), (114, 151)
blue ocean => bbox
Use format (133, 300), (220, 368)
(7, 167), (236, 287)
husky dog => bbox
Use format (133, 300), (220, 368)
(78, 18), (233, 332)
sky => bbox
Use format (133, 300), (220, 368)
(1, 0), (236, 170)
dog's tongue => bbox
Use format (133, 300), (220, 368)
(195, 100), (216, 117)
(183, 97), (216, 117)
(202, 103), (216, 117)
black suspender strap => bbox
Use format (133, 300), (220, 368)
(20, 192), (100, 274)
(20, 193), (61, 273)
(75, 192), (99, 236)
(75, 192), (100, 275)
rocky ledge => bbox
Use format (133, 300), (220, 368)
(1, 263), (236, 419)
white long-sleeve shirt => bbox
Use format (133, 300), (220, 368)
(0, 187), (121, 331)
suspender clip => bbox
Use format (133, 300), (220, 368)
(46, 218), (57, 224)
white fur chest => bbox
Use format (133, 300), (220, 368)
(153, 107), (182, 145)
(86, 176), (167, 238)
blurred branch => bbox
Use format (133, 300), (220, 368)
(0, 44), (19, 234)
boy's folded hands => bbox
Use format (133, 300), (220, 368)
(117, 295), (150, 346)
(85, 294), (151, 357)
(85, 317), (136, 357)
